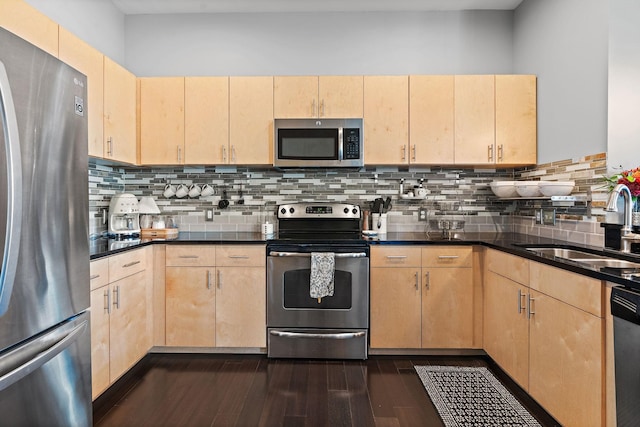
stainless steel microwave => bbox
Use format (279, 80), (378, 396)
(274, 118), (364, 168)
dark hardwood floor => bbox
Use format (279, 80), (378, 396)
(93, 354), (560, 427)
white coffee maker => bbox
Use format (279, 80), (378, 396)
(108, 193), (140, 237)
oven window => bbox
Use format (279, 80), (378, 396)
(278, 128), (339, 160)
(283, 269), (352, 309)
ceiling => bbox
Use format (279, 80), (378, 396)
(110, 0), (524, 15)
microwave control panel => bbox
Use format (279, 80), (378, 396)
(343, 128), (361, 160)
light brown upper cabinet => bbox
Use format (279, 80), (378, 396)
(58, 28), (105, 158)
(454, 75), (536, 166)
(0, 0), (59, 57)
(495, 75), (537, 165)
(139, 77), (185, 165)
(363, 75), (409, 165)
(409, 75), (455, 164)
(274, 75), (363, 118)
(454, 75), (496, 165)
(229, 76), (273, 165)
(103, 57), (137, 164)
(184, 76), (229, 164)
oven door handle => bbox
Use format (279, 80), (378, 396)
(269, 330), (366, 340)
(269, 251), (367, 258)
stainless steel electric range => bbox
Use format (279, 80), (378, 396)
(266, 203), (369, 359)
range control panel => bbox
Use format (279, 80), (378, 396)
(277, 203), (360, 219)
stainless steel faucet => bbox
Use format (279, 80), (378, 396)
(606, 183), (640, 252)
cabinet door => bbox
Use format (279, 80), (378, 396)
(364, 76), (409, 165)
(58, 28), (105, 158)
(0, 0), (58, 57)
(495, 75), (537, 166)
(103, 57), (137, 164)
(139, 77), (185, 165)
(165, 267), (216, 347)
(528, 289), (603, 427)
(90, 286), (110, 400)
(409, 75), (454, 164)
(229, 76), (273, 165)
(454, 75), (495, 165)
(422, 267), (473, 348)
(215, 267), (266, 347)
(273, 76), (318, 118)
(370, 267), (421, 348)
(483, 271), (529, 390)
(109, 271), (148, 382)
(318, 75), (364, 118)
(184, 76), (229, 165)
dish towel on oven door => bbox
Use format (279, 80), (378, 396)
(310, 252), (335, 302)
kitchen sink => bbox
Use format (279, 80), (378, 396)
(521, 245), (640, 271)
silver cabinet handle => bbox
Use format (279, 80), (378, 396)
(401, 145), (407, 161)
(0, 318), (88, 392)
(90, 274), (100, 280)
(0, 60), (23, 318)
(488, 144), (494, 162)
(104, 289), (111, 314)
(269, 330), (366, 340)
(113, 285), (120, 310)
(415, 271), (419, 291)
(320, 99), (325, 117)
(269, 251), (367, 258)
(527, 294), (535, 319)
(106, 136), (113, 156)
(217, 270), (221, 289)
(178, 255), (199, 259)
(222, 145), (227, 163)
(311, 99), (316, 117)
(517, 289), (525, 314)
(437, 255), (460, 259)
(231, 145), (236, 163)
(228, 255), (249, 259)
(207, 270), (212, 290)
(177, 146), (182, 163)
(425, 271), (430, 291)
(411, 144), (416, 161)
(385, 255), (407, 259)
(123, 260), (141, 268)
(497, 144), (504, 162)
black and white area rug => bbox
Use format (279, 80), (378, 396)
(414, 366), (542, 427)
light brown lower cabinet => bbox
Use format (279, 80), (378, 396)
(484, 249), (605, 427)
(370, 246), (474, 349)
(164, 244), (266, 349)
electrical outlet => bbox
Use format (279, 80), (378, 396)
(542, 209), (556, 226)
(418, 208), (428, 222)
(205, 209), (214, 222)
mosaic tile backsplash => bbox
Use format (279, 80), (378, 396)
(89, 152), (609, 246)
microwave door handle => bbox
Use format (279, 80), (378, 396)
(338, 127), (344, 162)
(0, 60), (23, 317)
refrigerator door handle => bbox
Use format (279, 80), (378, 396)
(0, 60), (23, 317)
(0, 317), (87, 392)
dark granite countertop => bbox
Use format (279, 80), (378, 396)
(90, 230), (640, 288)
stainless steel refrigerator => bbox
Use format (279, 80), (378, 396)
(0, 27), (91, 426)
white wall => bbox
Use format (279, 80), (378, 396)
(513, 0), (608, 165)
(608, 0), (640, 173)
(25, 0), (126, 65)
(124, 11), (513, 77)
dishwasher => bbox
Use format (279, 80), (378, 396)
(611, 285), (640, 426)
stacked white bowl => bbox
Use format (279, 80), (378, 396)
(538, 181), (575, 197)
(489, 181), (518, 198)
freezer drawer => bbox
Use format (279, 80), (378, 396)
(0, 311), (92, 426)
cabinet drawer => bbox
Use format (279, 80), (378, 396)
(371, 246), (421, 267)
(216, 245), (265, 267)
(422, 246), (472, 268)
(529, 261), (603, 317)
(486, 249), (529, 285)
(166, 245), (216, 267)
(108, 249), (146, 283)
(90, 258), (110, 291)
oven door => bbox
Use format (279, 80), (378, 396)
(267, 247), (369, 359)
